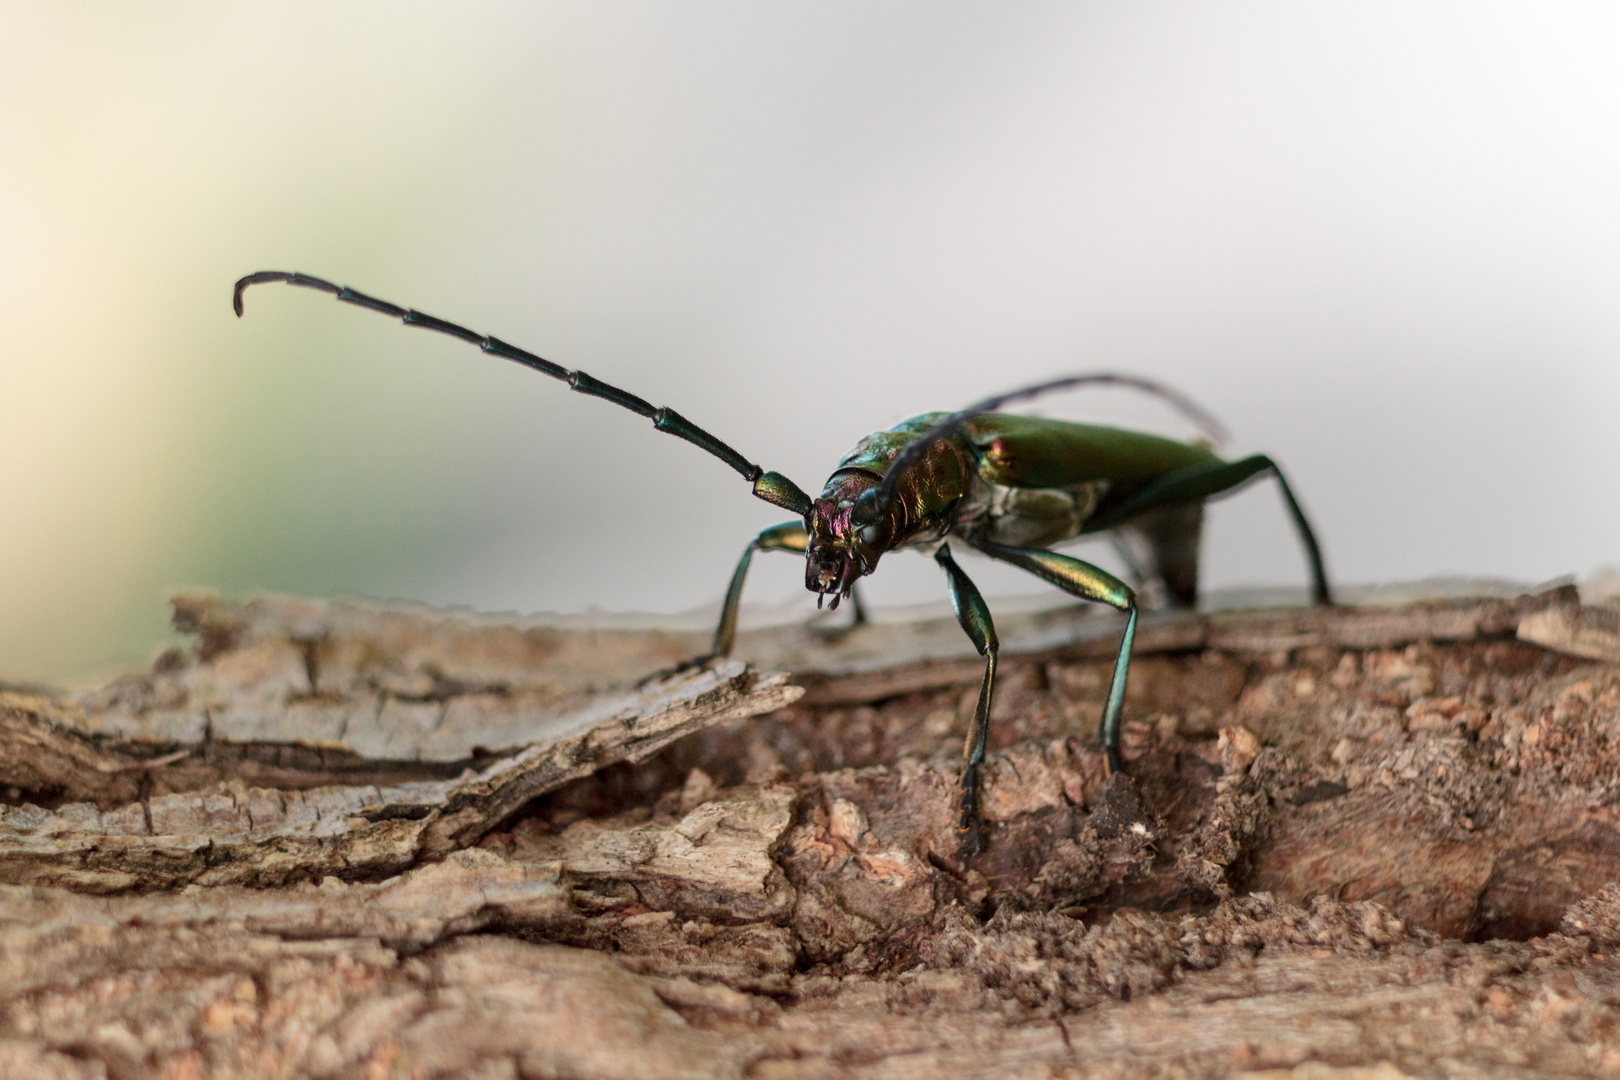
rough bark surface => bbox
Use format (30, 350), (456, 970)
(2, 586), (1620, 1079)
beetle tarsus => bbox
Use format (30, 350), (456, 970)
(958, 763), (984, 856)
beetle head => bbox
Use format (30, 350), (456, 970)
(804, 472), (900, 609)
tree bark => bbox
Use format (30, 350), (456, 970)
(2, 586), (1619, 1079)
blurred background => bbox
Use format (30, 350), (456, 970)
(2, 3), (1617, 687)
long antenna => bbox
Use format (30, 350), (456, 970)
(233, 271), (813, 516)
(852, 372), (1229, 527)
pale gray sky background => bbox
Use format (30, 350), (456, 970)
(2, 3), (1617, 684)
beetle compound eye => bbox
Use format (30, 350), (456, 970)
(850, 488), (883, 527)
(859, 524), (883, 547)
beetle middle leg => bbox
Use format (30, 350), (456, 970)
(934, 543), (998, 856)
(971, 539), (1138, 774)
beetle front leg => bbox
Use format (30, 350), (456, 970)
(934, 543), (999, 856)
(973, 540), (1138, 774)
(711, 521), (810, 657)
(640, 521), (807, 687)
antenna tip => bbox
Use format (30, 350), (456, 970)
(232, 271), (295, 318)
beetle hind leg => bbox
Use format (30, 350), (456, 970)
(1090, 454), (1331, 607)
(1113, 501), (1203, 610)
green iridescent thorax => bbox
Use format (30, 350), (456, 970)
(832, 413), (974, 541)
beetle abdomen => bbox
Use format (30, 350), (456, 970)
(954, 477), (1104, 550)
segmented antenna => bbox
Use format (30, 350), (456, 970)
(233, 271), (813, 517)
(852, 372), (1229, 527)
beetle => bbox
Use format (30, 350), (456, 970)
(233, 270), (1333, 853)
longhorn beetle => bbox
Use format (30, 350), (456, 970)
(233, 271), (1333, 853)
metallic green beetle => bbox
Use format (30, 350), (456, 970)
(234, 271), (1333, 854)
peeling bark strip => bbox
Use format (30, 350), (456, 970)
(0, 663), (799, 892)
(1520, 602), (1620, 663)
(0, 848), (569, 954)
(0, 694), (157, 809)
(75, 592), (743, 758)
(67, 585), (1597, 750)
(489, 784), (798, 924)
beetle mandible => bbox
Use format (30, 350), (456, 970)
(233, 271), (1333, 853)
